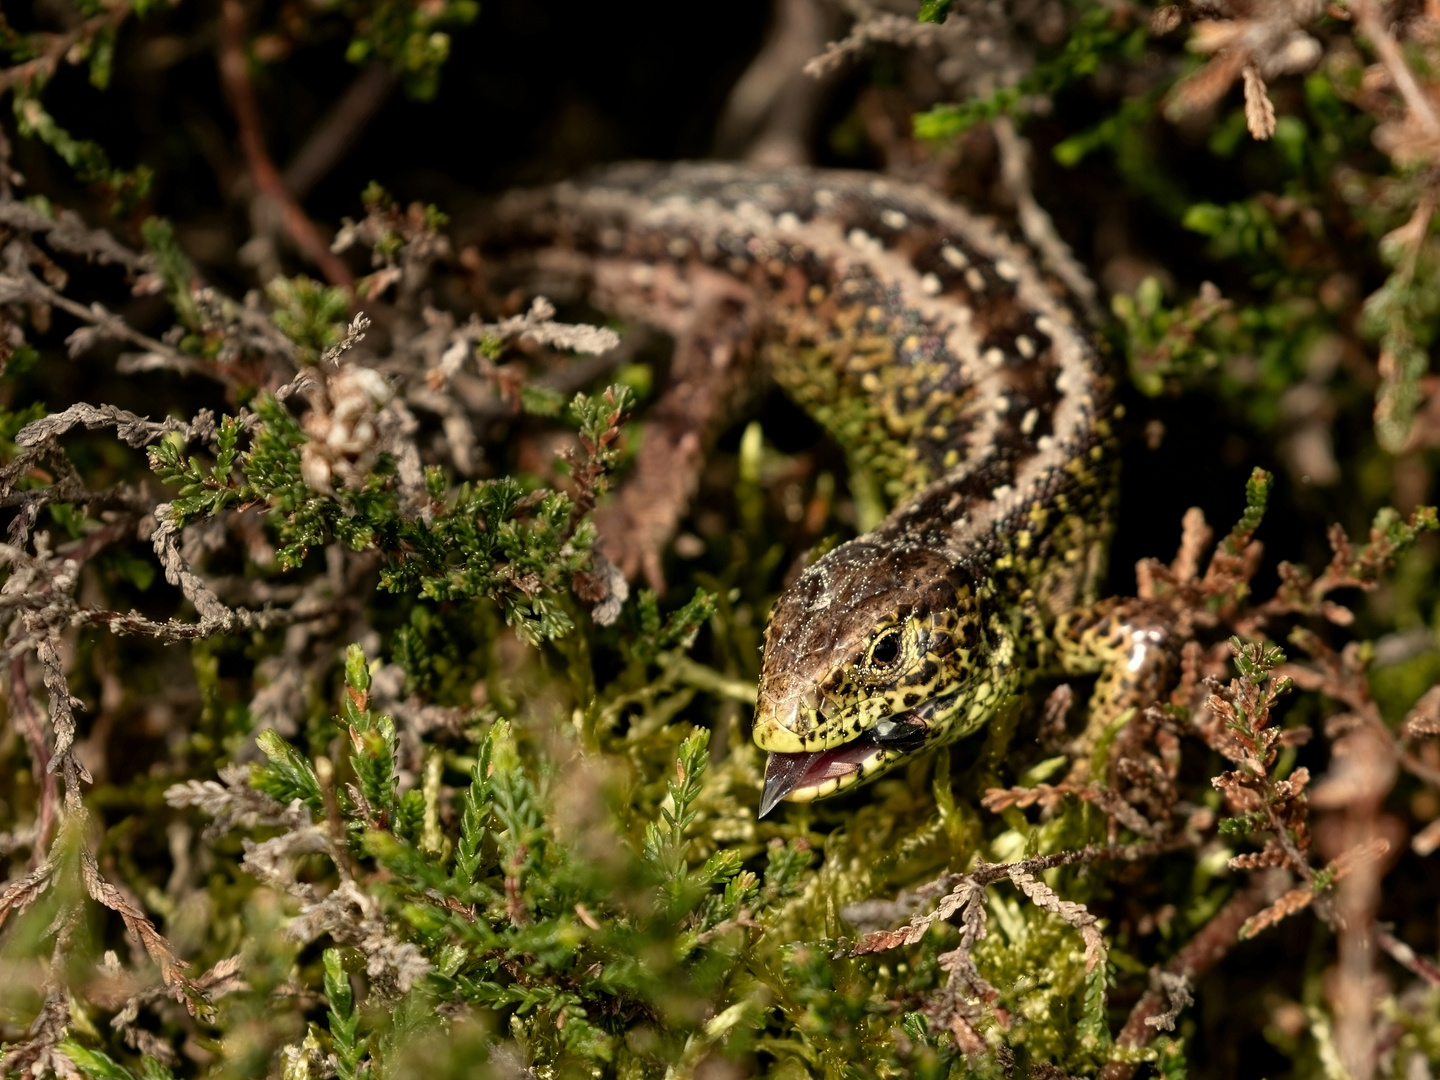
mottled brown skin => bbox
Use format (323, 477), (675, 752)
(757, 542), (979, 747)
(487, 163), (1168, 817)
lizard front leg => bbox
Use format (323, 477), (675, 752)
(1054, 598), (1179, 780)
(590, 263), (764, 592)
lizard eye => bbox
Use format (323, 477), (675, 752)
(870, 628), (901, 667)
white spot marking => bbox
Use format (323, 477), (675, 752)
(921, 273), (942, 296)
(966, 267), (986, 291)
(1016, 335), (1035, 358)
(881, 208), (908, 229)
(815, 188), (836, 207)
(995, 258), (1019, 281)
(983, 348), (1005, 367)
(1021, 408), (1039, 435)
(1037, 435), (1056, 453)
(776, 211), (801, 231)
(991, 485), (1014, 501)
(1127, 630), (1165, 673)
(942, 245), (968, 269)
(1035, 315), (1055, 335)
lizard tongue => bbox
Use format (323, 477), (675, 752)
(759, 751), (822, 818)
(759, 743), (878, 818)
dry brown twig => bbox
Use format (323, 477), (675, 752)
(1351, 0), (1440, 141)
(1275, 633), (1412, 1077)
(218, 0), (355, 289)
(0, 6), (131, 97)
(850, 846), (1169, 957)
(1163, 4), (1322, 134)
(1242, 63), (1278, 139)
(1098, 874), (1289, 1080)
(850, 842), (1190, 1055)
(971, 480), (1440, 1064)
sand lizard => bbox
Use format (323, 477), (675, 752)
(490, 162), (1169, 818)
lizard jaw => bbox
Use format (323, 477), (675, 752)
(758, 717), (928, 817)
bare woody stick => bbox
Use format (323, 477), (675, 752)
(1097, 876), (1284, 1080)
(218, 0), (355, 290)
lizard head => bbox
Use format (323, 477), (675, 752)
(753, 538), (998, 817)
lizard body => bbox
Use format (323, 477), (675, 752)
(490, 162), (1140, 816)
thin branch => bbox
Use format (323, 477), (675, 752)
(0, 266), (216, 379)
(16, 402), (226, 451)
(1098, 876), (1287, 1079)
(217, 0), (355, 289)
(8, 657), (56, 860)
(1376, 927), (1440, 986)
(282, 63), (397, 201)
(851, 839), (1189, 956)
(0, 7), (129, 96)
(1351, 0), (1440, 138)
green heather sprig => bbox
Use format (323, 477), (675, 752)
(150, 382), (634, 643)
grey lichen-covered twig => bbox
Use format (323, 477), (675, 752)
(0, 145), (642, 1067)
(166, 763), (310, 839)
(0, 201), (146, 270)
(16, 402), (227, 451)
(0, 256), (214, 379)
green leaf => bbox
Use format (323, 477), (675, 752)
(141, 218), (201, 330)
(265, 276), (351, 365)
(57, 1042), (138, 1080)
(324, 948), (368, 1080)
(12, 91), (152, 212)
(253, 729), (324, 813)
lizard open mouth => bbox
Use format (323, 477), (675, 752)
(758, 714), (929, 818)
